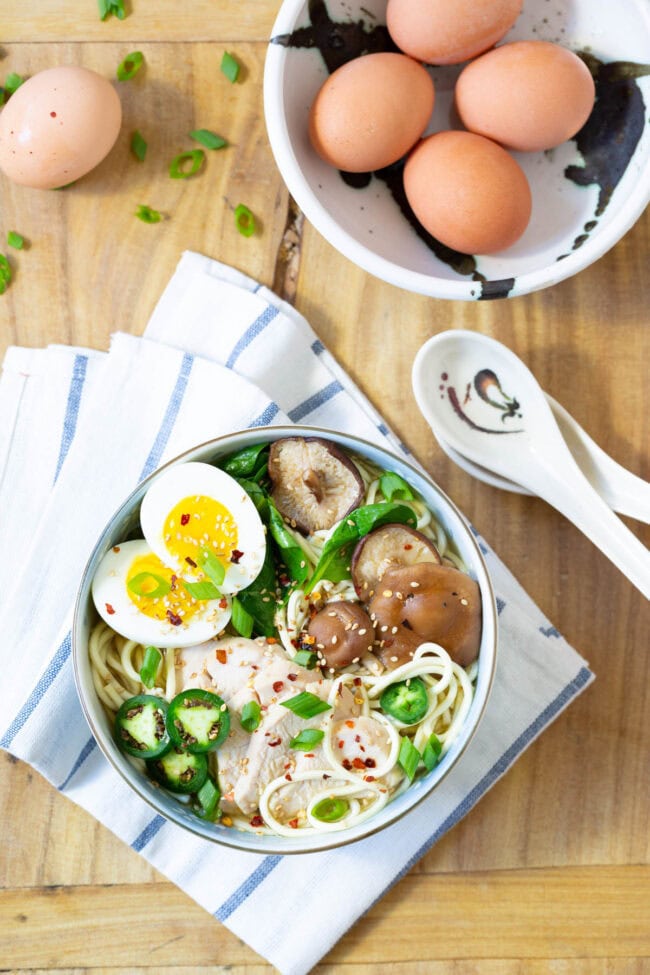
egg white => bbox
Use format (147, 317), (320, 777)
(91, 539), (232, 648)
(139, 462), (267, 595)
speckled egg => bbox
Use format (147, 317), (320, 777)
(309, 52), (435, 173)
(455, 41), (596, 152)
(386, 0), (523, 65)
(403, 131), (532, 254)
(0, 65), (122, 189)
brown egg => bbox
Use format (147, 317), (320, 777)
(0, 66), (122, 189)
(455, 42), (596, 152)
(386, 0), (523, 65)
(403, 131), (532, 254)
(309, 52), (435, 173)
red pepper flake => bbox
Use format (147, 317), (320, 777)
(185, 556), (197, 568)
(288, 818), (299, 829)
(272, 681), (284, 693)
(112, 546), (121, 553)
(338, 740), (344, 749)
(345, 720), (355, 728)
(364, 775), (376, 782)
(105, 603), (115, 615)
(290, 638), (299, 648)
(249, 815), (264, 828)
(352, 757), (366, 770)
(404, 543), (413, 550)
(283, 762), (292, 770)
(166, 609), (182, 626)
(267, 637), (277, 645)
(304, 753), (315, 758)
(219, 597), (228, 609)
(323, 773), (331, 779)
(285, 773), (292, 781)
(353, 677), (362, 686)
(230, 549), (244, 564)
(342, 758), (353, 770)
(170, 574), (177, 591)
(287, 673), (298, 682)
(279, 573), (290, 587)
(354, 734), (361, 743)
(180, 513), (190, 526)
(365, 757), (376, 768)
(268, 737), (282, 747)
(216, 649), (228, 664)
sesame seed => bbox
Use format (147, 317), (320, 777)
(358, 628), (367, 635)
(390, 655), (398, 662)
(331, 635), (338, 644)
(410, 582), (420, 588)
(460, 598), (469, 605)
(382, 590), (393, 598)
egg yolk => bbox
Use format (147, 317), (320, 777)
(126, 553), (204, 624)
(163, 495), (238, 572)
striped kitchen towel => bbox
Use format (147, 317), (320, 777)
(0, 251), (592, 975)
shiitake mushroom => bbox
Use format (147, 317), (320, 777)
(351, 523), (441, 596)
(307, 601), (375, 669)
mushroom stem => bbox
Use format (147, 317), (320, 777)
(302, 468), (323, 503)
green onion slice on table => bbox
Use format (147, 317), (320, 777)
(169, 150), (205, 179)
(117, 51), (144, 81)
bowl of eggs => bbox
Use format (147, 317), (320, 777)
(264, 0), (650, 300)
(73, 426), (498, 853)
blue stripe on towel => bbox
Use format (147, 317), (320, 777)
(311, 339), (325, 356)
(288, 380), (343, 422)
(58, 736), (97, 791)
(0, 632), (72, 749)
(54, 355), (88, 482)
(214, 855), (283, 922)
(250, 402), (280, 428)
(138, 353), (194, 481)
(226, 306), (279, 369)
(366, 664), (593, 912)
(132, 814), (166, 852)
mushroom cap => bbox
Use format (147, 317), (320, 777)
(351, 523), (441, 596)
(268, 437), (365, 535)
(307, 601), (376, 669)
(368, 562), (482, 669)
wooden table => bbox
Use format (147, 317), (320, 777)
(2, 4), (649, 972)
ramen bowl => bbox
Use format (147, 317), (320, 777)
(73, 426), (497, 854)
(264, 0), (650, 300)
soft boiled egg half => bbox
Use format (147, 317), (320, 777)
(92, 539), (233, 648)
(140, 462), (266, 595)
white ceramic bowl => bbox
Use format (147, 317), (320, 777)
(264, 0), (650, 300)
(73, 426), (497, 854)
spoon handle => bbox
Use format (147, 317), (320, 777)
(527, 458), (650, 599)
(549, 396), (650, 523)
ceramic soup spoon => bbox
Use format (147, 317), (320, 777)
(435, 392), (650, 523)
(412, 330), (650, 599)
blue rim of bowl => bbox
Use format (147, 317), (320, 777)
(72, 425), (498, 854)
(263, 0), (650, 301)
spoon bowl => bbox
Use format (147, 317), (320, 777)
(412, 330), (650, 598)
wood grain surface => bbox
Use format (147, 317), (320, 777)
(1, 2), (649, 972)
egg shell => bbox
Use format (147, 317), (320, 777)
(140, 462), (267, 595)
(91, 539), (232, 648)
(0, 65), (122, 190)
(403, 131), (532, 255)
(386, 0), (523, 65)
(309, 52), (435, 174)
(455, 42), (596, 152)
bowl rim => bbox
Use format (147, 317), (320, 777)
(72, 424), (498, 854)
(263, 0), (650, 301)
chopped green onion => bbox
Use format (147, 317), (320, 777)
(98, 0), (126, 21)
(135, 204), (162, 224)
(190, 129), (227, 150)
(198, 548), (225, 588)
(127, 571), (170, 599)
(290, 729), (324, 751)
(7, 231), (24, 250)
(234, 203), (256, 238)
(379, 471), (414, 502)
(2, 74), (24, 103)
(398, 736), (420, 782)
(183, 580), (222, 601)
(139, 646), (162, 688)
(281, 691), (331, 719)
(117, 51), (144, 81)
(194, 776), (221, 820)
(131, 130), (147, 162)
(292, 649), (318, 670)
(232, 596), (254, 638)
(312, 797), (349, 823)
(240, 700), (261, 732)
(169, 149), (205, 180)
(0, 255), (12, 294)
(220, 51), (240, 83)
(422, 733), (442, 772)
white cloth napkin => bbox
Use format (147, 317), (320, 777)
(0, 251), (593, 975)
